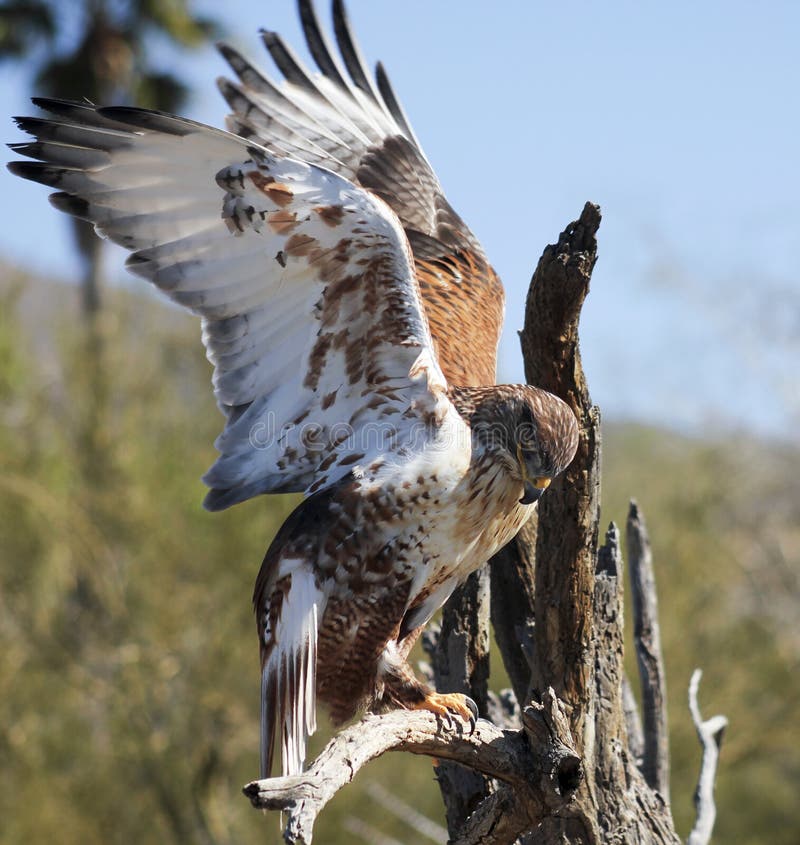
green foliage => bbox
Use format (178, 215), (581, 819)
(0, 1), (55, 57)
(0, 0), (220, 107)
(602, 424), (800, 843)
(0, 0), (224, 315)
(0, 265), (797, 842)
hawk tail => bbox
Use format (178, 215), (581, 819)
(259, 562), (322, 778)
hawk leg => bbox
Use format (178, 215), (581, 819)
(381, 659), (478, 731)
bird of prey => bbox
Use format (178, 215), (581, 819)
(9, 0), (579, 778)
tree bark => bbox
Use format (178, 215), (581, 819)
(428, 567), (494, 833)
(244, 701), (580, 845)
(627, 500), (671, 803)
(245, 203), (727, 845)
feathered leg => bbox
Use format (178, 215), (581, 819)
(379, 642), (478, 729)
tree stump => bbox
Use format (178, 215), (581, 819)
(243, 203), (726, 845)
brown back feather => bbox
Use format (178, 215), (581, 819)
(219, 1), (505, 387)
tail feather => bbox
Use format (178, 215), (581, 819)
(259, 563), (322, 778)
(260, 663), (277, 778)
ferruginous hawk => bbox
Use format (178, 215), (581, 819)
(9, 0), (579, 778)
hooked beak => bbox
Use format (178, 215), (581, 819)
(520, 477), (550, 505)
(516, 445), (551, 505)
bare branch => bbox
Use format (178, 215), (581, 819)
(486, 688), (521, 730)
(492, 203), (602, 731)
(239, 204), (714, 845)
(627, 499), (671, 802)
(243, 701), (580, 845)
(364, 782), (447, 844)
(343, 816), (406, 845)
(522, 203), (603, 741)
(687, 670), (728, 845)
(450, 786), (528, 845)
(621, 674), (645, 768)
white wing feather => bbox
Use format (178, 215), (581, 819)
(10, 101), (450, 509)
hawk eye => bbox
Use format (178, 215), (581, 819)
(516, 421), (538, 452)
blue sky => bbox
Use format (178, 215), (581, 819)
(2, 1), (798, 437)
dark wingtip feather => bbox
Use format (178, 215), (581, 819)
(331, 0), (381, 106)
(298, 0), (349, 92)
(96, 106), (193, 136)
(7, 160), (69, 188)
(217, 41), (290, 111)
(7, 141), (38, 157)
(31, 96), (88, 111)
(259, 28), (280, 52)
(215, 76), (238, 106)
(202, 489), (230, 512)
(202, 484), (252, 511)
(124, 252), (152, 280)
(375, 61), (423, 151)
(216, 42), (252, 80)
(27, 98), (166, 134)
(260, 28), (320, 98)
(11, 115), (40, 134)
(49, 192), (91, 220)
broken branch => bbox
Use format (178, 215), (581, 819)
(243, 692), (580, 845)
(687, 670), (728, 845)
(627, 499), (671, 802)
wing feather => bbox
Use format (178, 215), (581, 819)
(330, 0), (386, 110)
(219, 0), (505, 385)
(298, 0), (351, 94)
(10, 99), (450, 509)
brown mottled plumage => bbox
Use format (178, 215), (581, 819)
(8, 0), (580, 779)
(254, 384), (578, 775)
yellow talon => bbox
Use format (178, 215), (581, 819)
(411, 692), (478, 729)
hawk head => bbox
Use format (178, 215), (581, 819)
(458, 384), (580, 504)
(512, 386), (580, 503)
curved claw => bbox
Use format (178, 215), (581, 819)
(412, 691), (479, 733)
(464, 695), (478, 735)
(441, 709), (453, 730)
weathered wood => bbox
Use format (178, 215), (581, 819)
(490, 518), (538, 708)
(429, 567), (493, 835)
(491, 204), (602, 729)
(687, 670), (728, 845)
(592, 524), (630, 828)
(591, 525), (680, 844)
(627, 499), (671, 802)
(451, 786), (526, 845)
(507, 204), (688, 844)
(622, 674), (645, 768)
(243, 704), (580, 845)
(520, 202), (602, 733)
(513, 203), (604, 844)
(243, 203), (728, 845)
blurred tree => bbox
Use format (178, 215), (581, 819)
(1, 263), (798, 843)
(0, 0), (220, 318)
(0, 4), (224, 681)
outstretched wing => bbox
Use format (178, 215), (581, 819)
(218, 0), (505, 386)
(9, 99), (450, 509)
